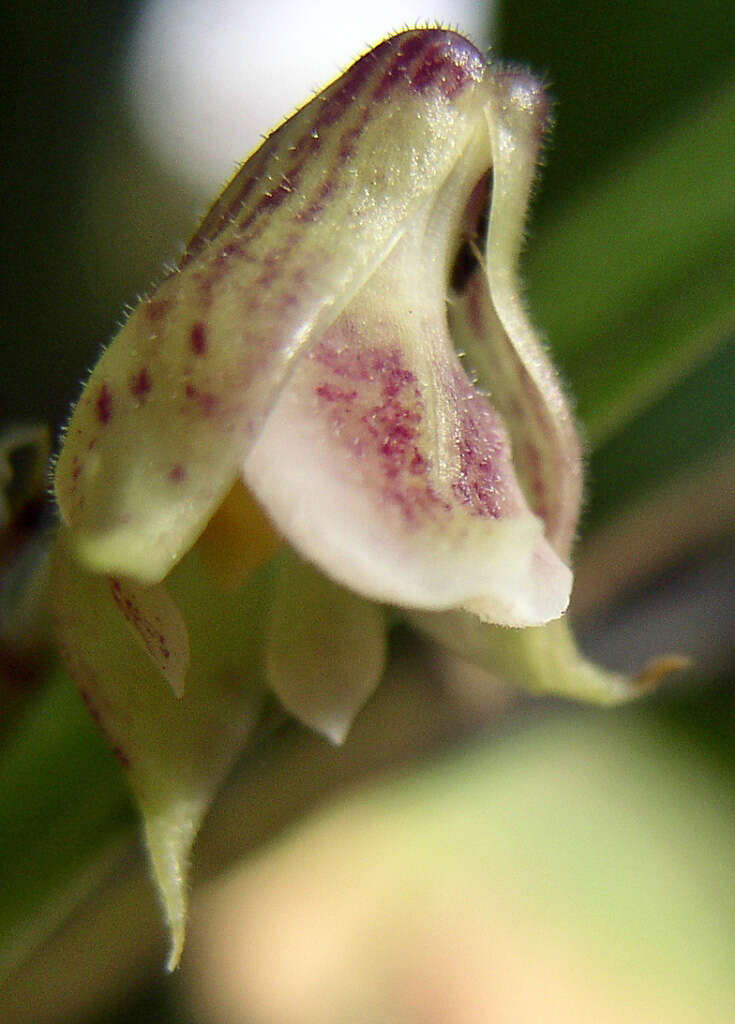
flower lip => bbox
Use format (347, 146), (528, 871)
(243, 91), (576, 628)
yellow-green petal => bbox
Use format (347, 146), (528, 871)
(51, 533), (274, 967)
(409, 608), (673, 704)
(448, 73), (582, 558)
(55, 31), (492, 585)
(265, 550), (387, 744)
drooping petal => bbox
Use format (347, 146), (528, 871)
(51, 533), (274, 967)
(55, 30), (495, 585)
(409, 609), (664, 704)
(448, 72), (583, 557)
(265, 549), (387, 744)
(245, 110), (572, 627)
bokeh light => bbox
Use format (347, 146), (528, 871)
(126, 0), (491, 195)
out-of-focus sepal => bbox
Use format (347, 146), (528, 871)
(51, 532), (276, 968)
(410, 609), (690, 704)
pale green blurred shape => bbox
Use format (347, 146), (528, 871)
(186, 710), (735, 1023)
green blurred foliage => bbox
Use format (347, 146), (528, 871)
(3, 2), (194, 429)
(498, 0), (735, 214)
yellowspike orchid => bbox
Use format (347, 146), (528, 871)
(51, 29), (657, 967)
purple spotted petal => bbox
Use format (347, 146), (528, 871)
(245, 178), (571, 626)
(450, 72), (582, 557)
(55, 30), (491, 584)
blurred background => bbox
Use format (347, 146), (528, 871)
(2, 0), (735, 1020)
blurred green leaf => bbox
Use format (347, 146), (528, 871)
(0, 670), (133, 983)
(184, 706), (735, 1023)
(498, 0), (735, 209)
(527, 78), (735, 447)
(585, 336), (735, 529)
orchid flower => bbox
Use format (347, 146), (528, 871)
(51, 29), (660, 967)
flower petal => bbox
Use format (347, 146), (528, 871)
(51, 533), (274, 967)
(448, 72), (583, 557)
(245, 147), (572, 626)
(55, 30), (494, 585)
(196, 479), (281, 591)
(265, 549), (387, 744)
(409, 609), (653, 704)
(107, 575), (189, 697)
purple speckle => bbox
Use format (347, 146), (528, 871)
(193, 237), (257, 307)
(310, 329), (517, 526)
(112, 745), (131, 770)
(373, 31), (483, 102)
(79, 687), (102, 726)
(95, 384), (113, 424)
(183, 140), (275, 265)
(315, 383), (358, 404)
(256, 248), (283, 289)
(110, 578), (172, 664)
(295, 180), (335, 224)
(410, 40), (482, 98)
(168, 464), (187, 483)
(129, 368), (152, 399)
(220, 240), (244, 260)
(190, 322), (208, 355)
(336, 111), (371, 163)
(184, 382), (218, 417)
(450, 374), (511, 519)
(312, 337), (448, 525)
(261, 180), (292, 211)
(313, 47), (377, 129)
(373, 32), (430, 100)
